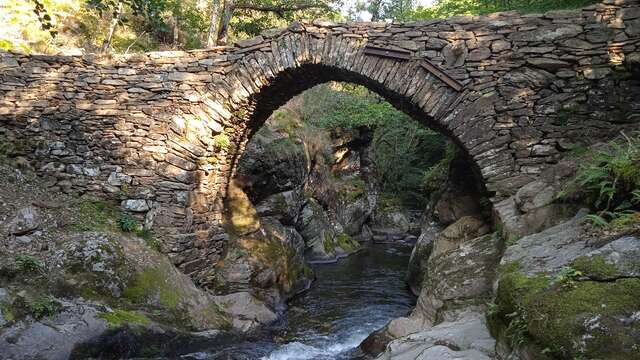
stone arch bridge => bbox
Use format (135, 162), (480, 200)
(1, 0), (639, 283)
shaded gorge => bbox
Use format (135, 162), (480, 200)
(184, 243), (416, 359)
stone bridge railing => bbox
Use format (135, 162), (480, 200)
(0, 0), (639, 284)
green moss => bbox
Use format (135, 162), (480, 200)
(98, 309), (152, 328)
(71, 198), (120, 232)
(572, 255), (620, 280)
(0, 301), (15, 322)
(493, 260), (640, 359)
(323, 232), (336, 254)
(123, 266), (180, 309)
(495, 267), (551, 325)
(528, 279), (640, 358)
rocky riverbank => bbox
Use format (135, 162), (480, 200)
(362, 141), (640, 360)
(0, 165), (279, 359)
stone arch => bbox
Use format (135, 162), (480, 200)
(206, 30), (502, 205)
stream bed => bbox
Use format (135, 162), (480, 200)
(184, 243), (416, 360)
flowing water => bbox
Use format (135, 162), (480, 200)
(183, 243), (416, 360)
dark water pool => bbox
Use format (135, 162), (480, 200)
(183, 243), (416, 360)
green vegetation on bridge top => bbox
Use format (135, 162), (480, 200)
(4, 0), (599, 54)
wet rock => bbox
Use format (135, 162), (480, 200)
(7, 206), (40, 235)
(297, 199), (338, 261)
(406, 222), (439, 295)
(214, 292), (277, 332)
(376, 311), (495, 360)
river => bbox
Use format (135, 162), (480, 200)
(182, 243), (416, 360)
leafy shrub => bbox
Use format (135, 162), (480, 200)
(118, 213), (139, 232)
(137, 229), (162, 251)
(422, 143), (457, 195)
(29, 295), (61, 319)
(15, 254), (43, 273)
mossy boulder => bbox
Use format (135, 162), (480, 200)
(492, 261), (640, 359)
(571, 235), (640, 280)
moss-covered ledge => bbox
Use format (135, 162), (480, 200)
(489, 261), (640, 360)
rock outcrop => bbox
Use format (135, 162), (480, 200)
(0, 166), (271, 359)
(234, 113), (376, 263)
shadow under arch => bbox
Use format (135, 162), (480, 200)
(227, 62), (491, 202)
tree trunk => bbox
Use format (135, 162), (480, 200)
(101, 1), (123, 53)
(216, 0), (235, 45)
(206, 0), (221, 47)
(173, 15), (179, 46)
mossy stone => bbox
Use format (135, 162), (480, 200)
(98, 309), (152, 328)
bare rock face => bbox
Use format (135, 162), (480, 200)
(494, 157), (581, 240)
(500, 210), (590, 276)
(362, 217), (498, 356)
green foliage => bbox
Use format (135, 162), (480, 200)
(336, 232), (359, 252)
(28, 295), (61, 319)
(137, 229), (162, 251)
(409, 0), (599, 20)
(551, 266), (584, 286)
(213, 134), (231, 150)
(504, 304), (529, 347)
(15, 254), (44, 274)
(322, 232), (336, 254)
(563, 133), (640, 230)
(422, 143), (456, 194)
(119, 213), (139, 232)
(307, 83), (447, 209)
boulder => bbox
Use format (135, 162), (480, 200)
(501, 209), (589, 276)
(0, 299), (109, 360)
(214, 292), (278, 333)
(572, 235), (640, 280)
(375, 311), (495, 360)
(297, 199), (338, 261)
(406, 222), (439, 295)
(7, 206), (40, 235)
(254, 189), (305, 225)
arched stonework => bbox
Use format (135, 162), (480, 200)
(1, 0), (639, 283)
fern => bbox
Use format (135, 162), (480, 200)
(585, 214), (609, 228)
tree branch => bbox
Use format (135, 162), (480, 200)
(234, 2), (326, 16)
